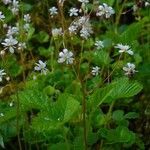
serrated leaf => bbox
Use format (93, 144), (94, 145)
(34, 31), (49, 43)
(124, 112), (139, 119)
(31, 94), (80, 132)
(17, 89), (50, 111)
(27, 27), (35, 40)
(3, 55), (23, 77)
(20, 2), (33, 12)
(93, 50), (111, 66)
(120, 18), (147, 43)
(99, 126), (135, 144)
(112, 110), (124, 121)
(57, 94), (80, 122)
(90, 78), (143, 109)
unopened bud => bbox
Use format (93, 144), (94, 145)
(6, 76), (10, 81)
(0, 50), (5, 56)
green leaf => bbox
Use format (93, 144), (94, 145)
(100, 0), (115, 6)
(34, 31), (49, 43)
(93, 50), (111, 66)
(38, 46), (54, 57)
(20, 2), (33, 12)
(27, 27), (35, 40)
(87, 131), (98, 146)
(99, 126), (135, 144)
(109, 78), (143, 100)
(90, 86), (113, 109)
(124, 112), (139, 119)
(90, 108), (106, 127)
(3, 55), (23, 77)
(58, 94), (80, 122)
(119, 18), (147, 43)
(73, 135), (84, 150)
(90, 78), (143, 109)
(43, 86), (56, 96)
(31, 94), (80, 132)
(17, 89), (50, 111)
(48, 143), (69, 150)
(112, 110), (124, 122)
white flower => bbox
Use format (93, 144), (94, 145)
(34, 60), (48, 75)
(24, 14), (31, 23)
(23, 23), (30, 31)
(69, 16), (93, 39)
(18, 42), (26, 50)
(58, 49), (74, 64)
(145, 2), (150, 7)
(10, 0), (19, 15)
(0, 113), (4, 117)
(76, 16), (88, 26)
(9, 102), (14, 107)
(0, 12), (5, 21)
(96, 3), (115, 18)
(69, 8), (79, 16)
(95, 40), (104, 49)
(114, 43), (133, 55)
(2, 36), (18, 53)
(0, 69), (6, 82)
(2, 0), (12, 5)
(80, 21), (93, 39)
(78, 0), (89, 4)
(49, 7), (58, 16)
(52, 28), (62, 37)
(12, 0), (19, 8)
(6, 26), (19, 37)
(123, 63), (138, 75)
(91, 66), (100, 76)
(133, 5), (138, 12)
(68, 25), (77, 34)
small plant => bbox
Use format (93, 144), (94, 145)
(0, 0), (150, 149)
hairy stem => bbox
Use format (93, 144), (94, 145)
(16, 90), (22, 150)
(81, 81), (87, 150)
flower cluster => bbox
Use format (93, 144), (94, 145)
(0, 0), (139, 80)
(96, 3), (115, 18)
(6, 26), (19, 37)
(3, 0), (20, 15)
(0, 12), (30, 53)
(114, 43), (137, 76)
(52, 28), (63, 37)
(69, 16), (93, 39)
